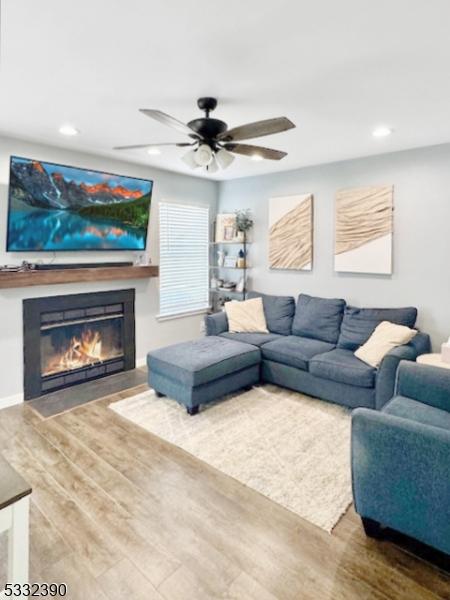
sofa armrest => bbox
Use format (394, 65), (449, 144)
(375, 332), (431, 410)
(351, 408), (450, 554)
(408, 331), (432, 356)
(395, 361), (450, 412)
(204, 311), (228, 336)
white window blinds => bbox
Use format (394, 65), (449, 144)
(159, 202), (210, 318)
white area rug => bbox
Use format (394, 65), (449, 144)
(109, 385), (352, 533)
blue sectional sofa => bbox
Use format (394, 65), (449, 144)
(205, 291), (431, 410)
(352, 362), (450, 555)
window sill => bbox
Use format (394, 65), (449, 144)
(156, 307), (211, 322)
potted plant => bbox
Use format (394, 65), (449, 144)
(235, 209), (253, 242)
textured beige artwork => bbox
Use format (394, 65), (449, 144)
(335, 185), (393, 274)
(269, 193), (313, 270)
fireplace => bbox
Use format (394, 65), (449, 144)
(23, 289), (135, 400)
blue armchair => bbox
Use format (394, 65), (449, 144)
(352, 361), (450, 555)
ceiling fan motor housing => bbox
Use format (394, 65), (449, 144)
(187, 97), (228, 148)
(187, 118), (228, 144)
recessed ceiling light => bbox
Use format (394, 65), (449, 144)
(372, 126), (393, 138)
(59, 124), (79, 136)
(251, 154), (263, 161)
(147, 147), (161, 155)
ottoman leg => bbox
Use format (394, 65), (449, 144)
(362, 517), (384, 539)
(187, 405), (199, 416)
(154, 391), (165, 398)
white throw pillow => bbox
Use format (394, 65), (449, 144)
(224, 297), (269, 333)
(355, 320), (417, 368)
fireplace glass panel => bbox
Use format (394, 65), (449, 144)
(40, 316), (124, 378)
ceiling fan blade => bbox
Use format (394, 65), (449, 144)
(139, 109), (200, 137)
(224, 143), (287, 160)
(218, 117), (295, 142)
(113, 142), (194, 150)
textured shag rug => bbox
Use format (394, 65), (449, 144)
(109, 385), (352, 533)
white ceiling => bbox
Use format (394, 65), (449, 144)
(1, 0), (450, 181)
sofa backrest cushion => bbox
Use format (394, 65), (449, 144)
(337, 306), (418, 351)
(247, 291), (295, 336)
(291, 294), (346, 344)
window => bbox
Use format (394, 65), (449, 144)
(159, 202), (210, 318)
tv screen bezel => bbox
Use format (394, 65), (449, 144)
(6, 155), (154, 252)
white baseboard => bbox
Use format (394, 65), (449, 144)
(0, 393), (23, 410)
(136, 357), (147, 368)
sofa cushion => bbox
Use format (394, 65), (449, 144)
(147, 337), (260, 387)
(292, 294), (346, 344)
(309, 348), (376, 388)
(261, 336), (335, 371)
(247, 291), (295, 335)
(219, 332), (282, 347)
(383, 396), (450, 431)
(224, 297), (268, 333)
(354, 321), (417, 367)
(338, 306), (418, 351)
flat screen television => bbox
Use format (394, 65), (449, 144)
(6, 156), (153, 251)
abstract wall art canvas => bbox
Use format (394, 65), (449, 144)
(269, 193), (313, 270)
(334, 185), (393, 274)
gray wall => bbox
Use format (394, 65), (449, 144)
(0, 135), (218, 401)
(218, 143), (450, 349)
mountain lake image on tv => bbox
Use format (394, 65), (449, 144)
(7, 157), (153, 251)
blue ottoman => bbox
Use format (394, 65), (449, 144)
(147, 336), (260, 414)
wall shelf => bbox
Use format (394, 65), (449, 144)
(210, 266), (251, 270)
(210, 241), (252, 245)
(0, 265), (159, 289)
(210, 289), (244, 296)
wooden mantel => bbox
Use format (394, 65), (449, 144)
(0, 265), (159, 289)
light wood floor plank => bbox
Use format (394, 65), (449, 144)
(226, 571), (280, 600)
(2, 443), (122, 578)
(40, 553), (110, 600)
(97, 557), (164, 600)
(31, 418), (180, 588)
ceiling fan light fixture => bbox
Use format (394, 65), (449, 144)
(181, 148), (199, 169)
(207, 156), (219, 174)
(215, 148), (235, 169)
(251, 154), (263, 161)
(194, 144), (213, 167)
(147, 147), (161, 155)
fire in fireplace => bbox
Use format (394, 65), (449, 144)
(40, 315), (124, 377)
(23, 289), (135, 400)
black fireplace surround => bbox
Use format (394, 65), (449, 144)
(23, 289), (135, 400)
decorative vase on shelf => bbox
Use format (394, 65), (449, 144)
(236, 231), (245, 242)
(237, 249), (246, 268)
(217, 250), (225, 267)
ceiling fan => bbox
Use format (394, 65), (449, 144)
(113, 97), (295, 173)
